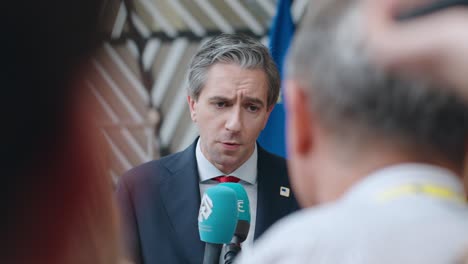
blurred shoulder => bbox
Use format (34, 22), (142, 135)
(238, 203), (345, 264)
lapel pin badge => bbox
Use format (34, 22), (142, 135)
(280, 186), (290, 197)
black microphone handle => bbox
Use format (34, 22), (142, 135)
(203, 243), (222, 264)
(223, 243), (241, 264)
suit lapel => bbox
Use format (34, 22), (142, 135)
(159, 141), (204, 264)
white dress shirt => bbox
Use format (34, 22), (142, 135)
(236, 163), (468, 264)
(196, 140), (258, 247)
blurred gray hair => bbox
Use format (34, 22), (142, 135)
(187, 33), (280, 108)
(286, 0), (468, 164)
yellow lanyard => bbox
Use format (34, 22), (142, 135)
(377, 183), (467, 204)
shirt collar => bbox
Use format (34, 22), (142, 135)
(196, 139), (257, 185)
(341, 163), (465, 205)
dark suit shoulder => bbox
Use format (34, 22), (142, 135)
(258, 144), (287, 162)
(263, 149), (287, 166)
(119, 159), (157, 187)
(257, 145), (289, 179)
(118, 143), (196, 192)
(115, 141), (202, 264)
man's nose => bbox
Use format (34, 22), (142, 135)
(225, 107), (242, 132)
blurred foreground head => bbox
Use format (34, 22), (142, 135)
(2, 1), (119, 263)
(285, 0), (468, 206)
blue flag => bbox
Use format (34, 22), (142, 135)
(258, 0), (295, 157)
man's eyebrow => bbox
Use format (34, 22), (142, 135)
(208, 96), (265, 107)
(243, 97), (265, 107)
(208, 96), (233, 102)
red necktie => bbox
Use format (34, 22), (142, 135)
(213, 176), (240, 183)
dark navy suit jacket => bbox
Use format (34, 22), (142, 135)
(116, 140), (299, 264)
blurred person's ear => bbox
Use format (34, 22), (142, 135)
(285, 80), (321, 207)
(285, 80), (313, 157)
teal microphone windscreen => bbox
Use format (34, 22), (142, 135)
(198, 185), (238, 244)
(219, 183), (250, 223)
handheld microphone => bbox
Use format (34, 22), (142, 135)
(397, 0), (468, 20)
(219, 183), (251, 264)
(198, 185), (238, 264)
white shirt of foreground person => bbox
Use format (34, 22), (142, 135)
(235, 163), (468, 264)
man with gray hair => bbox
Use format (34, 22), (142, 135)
(117, 33), (299, 264)
(236, 0), (468, 263)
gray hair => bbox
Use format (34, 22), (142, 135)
(286, 0), (468, 164)
(187, 33), (280, 108)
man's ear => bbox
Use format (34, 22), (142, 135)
(187, 96), (197, 122)
(285, 80), (314, 156)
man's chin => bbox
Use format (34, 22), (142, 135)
(213, 156), (243, 172)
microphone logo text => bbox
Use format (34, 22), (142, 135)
(198, 193), (213, 222)
(237, 200), (245, 213)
